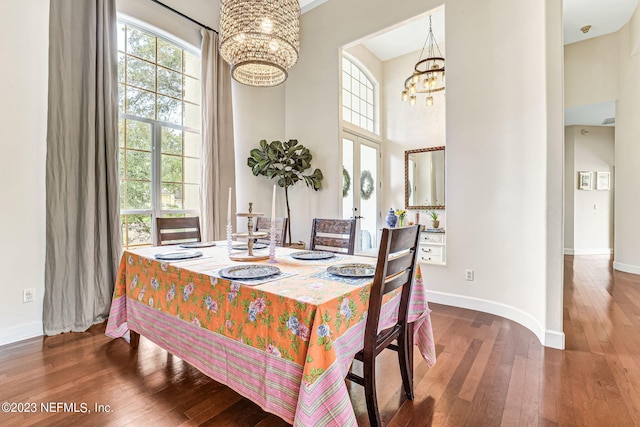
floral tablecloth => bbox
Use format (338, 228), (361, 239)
(105, 244), (435, 426)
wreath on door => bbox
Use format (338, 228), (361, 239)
(342, 167), (351, 198)
(360, 170), (374, 200)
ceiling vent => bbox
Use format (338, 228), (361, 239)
(602, 117), (615, 125)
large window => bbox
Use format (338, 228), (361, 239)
(117, 22), (202, 248)
(341, 56), (378, 134)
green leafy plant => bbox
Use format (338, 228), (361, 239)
(428, 210), (439, 221)
(247, 139), (323, 245)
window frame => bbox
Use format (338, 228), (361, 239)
(340, 53), (380, 137)
(117, 19), (202, 248)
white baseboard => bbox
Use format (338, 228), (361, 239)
(426, 291), (565, 350)
(544, 329), (566, 349)
(0, 321), (43, 347)
(613, 261), (640, 275)
(564, 248), (613, 255)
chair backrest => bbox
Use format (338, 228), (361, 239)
(156, 217), (201, 246)
(254, 217), (288, 246)
(363, 225), (421, 350)
(309, 218), (357, 254)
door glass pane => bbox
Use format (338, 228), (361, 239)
(360, 144), (377, 253)
(342, 138), (354, 221)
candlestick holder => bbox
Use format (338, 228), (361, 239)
(267, 223), (278, 263)
(226, 222), (233, 257)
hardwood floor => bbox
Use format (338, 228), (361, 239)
(1, 255), (639, 426)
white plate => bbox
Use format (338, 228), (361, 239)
(232, 243), (268, 250)
(179, 241), (216, 248)
(155, 251), (203, 261)
(219, 264), (280, 280)
(291, 250), (336, 260)
(327, 263), (376, 277)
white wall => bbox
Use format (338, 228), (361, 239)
(563, 6), (640, 274)
(565, 126), (614, 255)
(614, 9), (640, 274)
(283, 0), (431, 246)
(0, 0), (49, 345)
(232, 83), (287, 233)
(344, 44), (384, 90)
(283, 0), (564, 348)
(382, 47), (447, 226)
(564, 128), (575, 250)
(564, 32), (619, 109)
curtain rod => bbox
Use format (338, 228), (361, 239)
(150, 0), (218, 34)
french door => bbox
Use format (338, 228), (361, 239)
(341, 131), (380, 256)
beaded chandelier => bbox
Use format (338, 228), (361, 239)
(219, 0), (300, 87)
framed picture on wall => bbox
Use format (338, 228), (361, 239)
(578, 171), (592, 190)
(596, 171), (610, 190)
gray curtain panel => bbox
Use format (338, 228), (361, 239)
(200, 29), (236, 241)
(44, 0), (121, 335)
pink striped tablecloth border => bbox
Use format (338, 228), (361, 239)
(105, 271), (436, 426)
(106, 296), (301, 424)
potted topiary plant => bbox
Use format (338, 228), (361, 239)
(247, 139), (323, 246)
(428, 210), (440, 228)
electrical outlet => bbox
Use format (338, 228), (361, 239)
(465, 269), (474, 281)
(23, 288), (35, 303)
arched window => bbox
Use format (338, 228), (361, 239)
(341, 56), (378, 134)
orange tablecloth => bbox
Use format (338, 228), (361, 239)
(106, 244), (435, 426)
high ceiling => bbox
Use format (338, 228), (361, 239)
(359, 0), (638, 62)
(349, 0), (638, 127)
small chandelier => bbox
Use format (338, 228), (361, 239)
(401, 15), (445, 107)
(219, 0), (300, 87)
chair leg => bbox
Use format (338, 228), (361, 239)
(363, 356), (382, 427)
(398, 323), (414, 400)
(129, 330), (140, 349)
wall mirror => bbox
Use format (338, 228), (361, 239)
(405, 146), (445, 210)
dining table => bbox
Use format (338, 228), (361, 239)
(105, 242), (436, 426)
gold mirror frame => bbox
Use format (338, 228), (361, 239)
(404, 146), (445, 210)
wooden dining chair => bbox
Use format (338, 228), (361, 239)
(346, 225), (421, 427)
(156, 216), (201, 246)
(309, 218), (356, 254)
(254, 217), (288, 246)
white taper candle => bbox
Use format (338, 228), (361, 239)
(271, 185), (276, 224)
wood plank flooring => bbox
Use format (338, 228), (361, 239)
(1, 255), (639, 426)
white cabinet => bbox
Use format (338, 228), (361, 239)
(418, 231), (445, 265)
